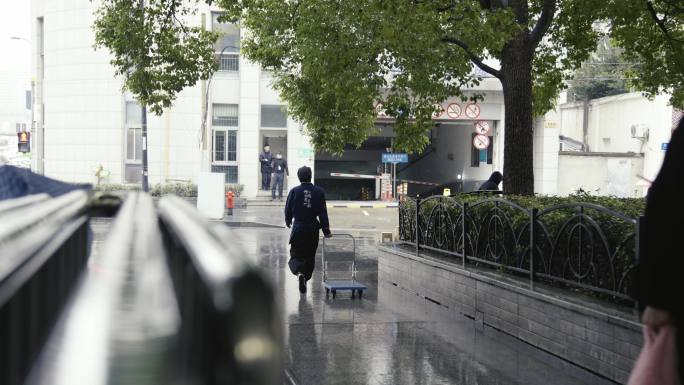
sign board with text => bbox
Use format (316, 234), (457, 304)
(382, 153), (409, 163)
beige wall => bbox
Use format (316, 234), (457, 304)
(557, 154), (645, 197)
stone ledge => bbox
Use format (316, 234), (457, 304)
(378, 244), (642, 384)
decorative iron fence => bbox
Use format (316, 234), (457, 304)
(399, 195), (642, 303)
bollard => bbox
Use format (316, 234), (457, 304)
(226, 190), (234, 216)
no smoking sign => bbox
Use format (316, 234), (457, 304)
(473, 134), (490, 150)
(465, 103), (480, 119)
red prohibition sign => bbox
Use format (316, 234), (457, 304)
(375, 103), (386, 117)
(465, 103), (481, 119)
(474, 120), (490, 135)
(432, 103), (445, 119)
(473, 134), (490, 150)
(446, 103), (461, 119)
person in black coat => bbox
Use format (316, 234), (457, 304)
(479, 171), (503, 191)
(259, 145), (273, 190)
(285, 166), (331, 293)
(637, 118), (684, 378)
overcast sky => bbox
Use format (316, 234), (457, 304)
(0, 0), (31, 74)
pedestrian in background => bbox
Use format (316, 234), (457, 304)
(259, 144), (273, 190)
(630, 118), (683, 383)
(479, 171), (503, 191)
(271, 152), (288, 201)
(285, 166), (331, 293)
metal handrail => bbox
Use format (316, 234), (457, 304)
(0, 190), (90, 385)
(0, 193), (49, 214)
(157, 195), (283, 385)
(27, 193), (179, 385)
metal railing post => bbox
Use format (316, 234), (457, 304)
(462, 202), (468, 267)
(530, 208), (538, 289)
(415, 195), (421, 257)
(634, 216), (644, 309)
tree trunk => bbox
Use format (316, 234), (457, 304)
(500, 36), (535, 195)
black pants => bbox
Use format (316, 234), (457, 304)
(288, 231), (319, 281)
(272, 172), (284, 199)
(261, 171), (271, 190)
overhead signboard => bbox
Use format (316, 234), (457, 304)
(382, 153), (409, 163)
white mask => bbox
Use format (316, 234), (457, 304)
(276, 154), (282, 159)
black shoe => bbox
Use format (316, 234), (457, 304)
(298, 274), (307, 293)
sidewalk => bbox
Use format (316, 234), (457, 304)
(228, 225), (615, 385)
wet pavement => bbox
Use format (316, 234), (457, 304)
(231, 224), (616, 385)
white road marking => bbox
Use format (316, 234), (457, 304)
(362, 210), (370, 216)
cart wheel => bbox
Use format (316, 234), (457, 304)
(332, 290), (337, 299)
(351, 290), (356, 299)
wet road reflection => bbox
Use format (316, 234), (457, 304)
(234, 227), (613, 385)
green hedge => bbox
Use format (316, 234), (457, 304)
(94, 182), (245, 198)
(401, 192), (645, 303)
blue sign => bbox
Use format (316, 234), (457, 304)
(662, 142), (669, 151)
(382, 153), (409, 163)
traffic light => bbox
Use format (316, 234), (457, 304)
(18, 131), (30, 153)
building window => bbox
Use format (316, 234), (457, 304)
(218, 53), (239, 72)
(261, 105), (287, 128)
(212, 13), (240, 72)
(212, 103), (238, 127)
(212, 103), (238, 172)
(211, 165), (238, 184)
(213, 130), (237, 162)
(125, 101), (143, 183)
(471, 133), (494, 167)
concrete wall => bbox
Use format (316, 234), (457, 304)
(559, 92), (673, 182)
(557, 153), (645, 197)
(379, 246), (641, 384)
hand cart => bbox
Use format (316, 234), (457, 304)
(322, 234), (367, 299)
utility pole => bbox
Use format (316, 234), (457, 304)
(140, 0), (149, 191)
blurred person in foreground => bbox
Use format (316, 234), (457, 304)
(285, 166), (331, 294)
(479, 171), (503, 191)
(635, 117), (684, 381)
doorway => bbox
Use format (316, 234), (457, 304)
(261, 131), (288, 193)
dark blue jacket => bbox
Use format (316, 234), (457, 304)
(285, 183), (330, 238)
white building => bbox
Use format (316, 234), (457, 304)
(31, 0), (508, 199)
(535, 92), (677, 197)
(31, 0), (314, 198)
(0, 2), (32, 166)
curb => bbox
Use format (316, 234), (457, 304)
(327, 203), (398, 209)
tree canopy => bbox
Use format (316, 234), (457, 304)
(607, 0), (684, 109)
(217, 0), (601, 194)
(568, 36), (635, 102)
(93, 0), (218, 115)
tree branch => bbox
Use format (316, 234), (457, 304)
(646, 0), (684, 71)
(530, 0), (556, 47)
(442, 36), (501, 78)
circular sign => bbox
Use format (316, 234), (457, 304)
(432, 103), (444, 119)
(474, 120), (490, 135)
(446, 103), (461, 119)
(473, 134), (490, 150)
(375, 103), (387, 117)
(465, 103), (481, 119)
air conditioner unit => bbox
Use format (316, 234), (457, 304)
(630, 124), (650, 139)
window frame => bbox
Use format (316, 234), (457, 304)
(211, 103), (239, 166)
(212, 12), (240, 72)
